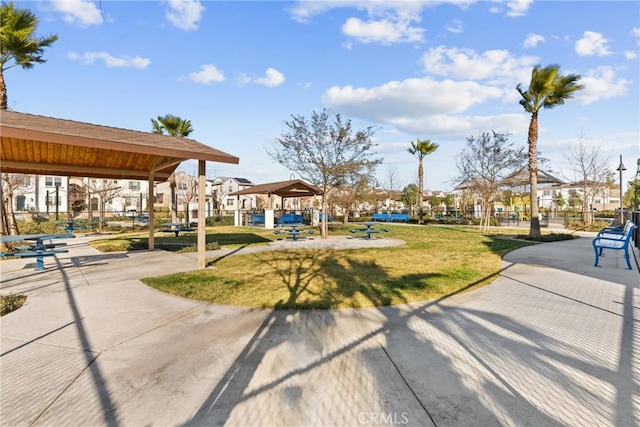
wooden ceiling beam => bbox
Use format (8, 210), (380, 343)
(0, 160), (171, 181)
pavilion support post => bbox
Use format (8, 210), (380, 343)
(148, 171), (155, 250)
(198, 160), (206, 269)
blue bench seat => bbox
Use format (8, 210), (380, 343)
(592, 221), (637, 270)
(277, 214), (304, 225)
(371, 213), (409, 223)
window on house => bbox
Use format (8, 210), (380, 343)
(16, 196), (26, 210)
(129, 181), (140, 191)
(15, 175), (31, 186)
(226, 198), (234, 206)
(228, 185), (233, 193)
(45, 177), (62, 187)
(178, 183), (188, 191)
(610, 199), (619, 204)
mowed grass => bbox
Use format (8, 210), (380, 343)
(142, 225), (535, 309)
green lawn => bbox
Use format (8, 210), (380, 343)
(138, 225), (538, 309)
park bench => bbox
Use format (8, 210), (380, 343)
(592, 221), (637, 270)
(372, 213), (391, 222)
(371, 213), (409, 223)
(252, 214), (265, 225)
(319, 212), (333, 222)
(276, 214), (303, 226)
(390, 213), (409, 223)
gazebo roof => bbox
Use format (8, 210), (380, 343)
(229, 179), (322, 198)
(503, 168), (565, 186)
(0, 110), (239, 181)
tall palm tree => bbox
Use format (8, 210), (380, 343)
(517, 64), (583, 238)
(407, 139), (439, 224)
(150, 114), (194, 222)
(0, 1), (58, 110)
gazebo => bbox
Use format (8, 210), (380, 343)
(1, 110), (239, 269)
(229, 179), (322, 227)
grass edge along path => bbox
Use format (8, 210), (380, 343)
(141, 225), (547, 310)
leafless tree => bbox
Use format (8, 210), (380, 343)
(88, 178), (121, 231)
(268, 109), (382, 238)
(565, 130), (611, 224)
(455, 131), (525, 231)
(176, 173), (198, 223)
(381, 167), (403, 214)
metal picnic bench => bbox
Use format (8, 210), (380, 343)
(350, 222), (389, 240)
(159, 223), (196, 237)
(273, 224), (314, 241)
(592, 220), (637, 270)
(0, 233), (75, 271)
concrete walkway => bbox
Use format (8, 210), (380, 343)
(0, 232), (638, 426)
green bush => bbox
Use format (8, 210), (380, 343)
(1, 293), (27, 316)
(16, 220), (61, 234)
(567, 220), (611, 232)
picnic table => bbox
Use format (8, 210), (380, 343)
(350, 222), (389, 240)
(56, 220), (92, 233)
(0, 233), (75, 271)
(159, 222), (195, 237)
(273, 224), (314, 242)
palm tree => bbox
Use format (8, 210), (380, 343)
(407, 139), (439, 224)
(0, 2), (58, 110)
(517, 64), (583, 238)
(150, 114), (194, 222)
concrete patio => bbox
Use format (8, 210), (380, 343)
(0, 231), (638, 426)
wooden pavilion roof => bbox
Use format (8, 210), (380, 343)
(0, 110), (239, 181)
(229, 179), (322, 198)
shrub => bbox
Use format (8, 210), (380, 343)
(567, 220), (611, 232)
(1, 293), (27, 316)
(517, 233), (577, 242)
(16, 220), (60, 234)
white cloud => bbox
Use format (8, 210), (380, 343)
(420, 46), (538, 85)
(342, 17), (424, 44)
(632, 27), (640, 44)
(575, 31), (612, 56)
(67, 51), (150, 68)
(239, 68), (286, 87)
(523, 33), (545, 48)
(165, 0), (205, 31)
(288, 1), (476, 45)
(625, 51), (638, 60)
(255, 68), (286, 87)
(506, 0), (533, 17)
(322, 77), (504, 131)
(446, 19), (463, 34)
(577, 66), (630, 105)
(50, 0), (102, 27)
(188, 65), (225, 84)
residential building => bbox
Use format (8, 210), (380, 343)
(208, 177), (256, 213)
(2, 174), (149, 218)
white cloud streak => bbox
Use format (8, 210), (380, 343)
(67, 51), (150, 68)
(239, 68), (286, 87)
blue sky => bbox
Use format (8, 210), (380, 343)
(7, 0), (640, 192)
